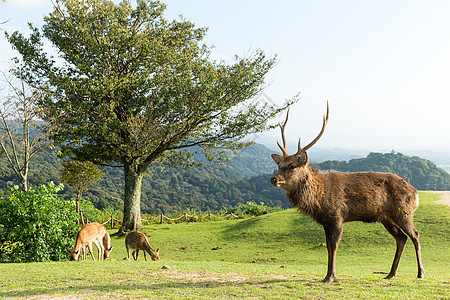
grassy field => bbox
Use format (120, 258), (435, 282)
(0, 192), (448, 299)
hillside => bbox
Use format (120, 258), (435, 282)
(0, 145), (287, 214)
(0, 144), (449, 214)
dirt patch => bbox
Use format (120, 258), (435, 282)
(251, 258), (277, 263)
(426, 191), (450, 207)
(155, 270), (251, 283)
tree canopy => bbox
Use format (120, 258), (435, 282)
(7, 0), (296, 232)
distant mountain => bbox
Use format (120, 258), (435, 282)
(226, 143), (278, 177)
(312, 151), (450, 191)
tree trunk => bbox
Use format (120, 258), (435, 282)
(21, 170), (28, 192)
(116, 161), (143, 235)
(75, 192), (82, 214)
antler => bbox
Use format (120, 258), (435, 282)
(277, 108), (290, 156)
(296, 101), (329, 155)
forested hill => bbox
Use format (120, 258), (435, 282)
(312, 151), (450, 191)
(0, 144), (449, 214)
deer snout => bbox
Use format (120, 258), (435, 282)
(270, 176), (283, 187)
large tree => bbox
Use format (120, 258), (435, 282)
(7, 0), (297, 233)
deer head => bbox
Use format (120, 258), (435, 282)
(150, 248), (160, 261)
(68, 248), (80, 261)
(104, 246), (113, 259)
(270, 102), (329, 190)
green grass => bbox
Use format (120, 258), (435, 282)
(0, 191), (448, 299)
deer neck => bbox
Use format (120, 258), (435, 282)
(287, 166), (325, 216)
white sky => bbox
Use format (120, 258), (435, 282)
(1, 0), (450, 153)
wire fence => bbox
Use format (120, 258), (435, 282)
(79, 210), (240, 229)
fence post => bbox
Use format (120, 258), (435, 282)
(184, 213), (188, 223)
(160, 213), (164, 224)
(110, 215), (114, 229)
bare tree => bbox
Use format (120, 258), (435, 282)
(0, 66), (51, 191)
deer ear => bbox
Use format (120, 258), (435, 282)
(271, 154), (283, 164)
(296, 152), (308, 166)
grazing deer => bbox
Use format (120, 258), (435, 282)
(270, 102), (424, 283)
(125, 231), (160, 261)
(81, 230), (113, 260)
(68, 222), (111, 261)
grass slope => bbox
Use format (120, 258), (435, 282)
(0, 192), (448, 299)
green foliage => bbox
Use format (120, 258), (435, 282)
(221, 201), (282, 216)
(2, 146), (449, 216)
(6, 0), (296, 231)
(0, 182), (79, 262)
(78, 198), (104, 223)
(313, 151), (450, 190)
(60, 160), (104, 197)
(7, 0), (294, 168)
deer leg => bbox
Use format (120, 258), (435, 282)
(80, 246), (86, 261)
(93, 240), (104, 261)
(126, 245), (131, 260)
(396, 218), (425, 278)
(98, 240), (105, 261)
(322, 223), (343, 283)
(143, 251), (147, 261)
(87, 243), (95, 261)
(382, 221), (407, 279)
(135, 250), (139, 261)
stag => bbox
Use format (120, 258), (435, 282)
(270, 102), (424, 282)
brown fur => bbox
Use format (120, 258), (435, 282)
(102, 231), (113, 259)
(270, 103), (424, 282)
(125, 231), (160, 261)
(271, 152), (425, 282)
(68, 222), (111, 261)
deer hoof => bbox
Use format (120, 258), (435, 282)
(321, 277), (334, 283)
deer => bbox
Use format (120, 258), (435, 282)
(125, 231), (160, 261)
(68, 222), (112, 261)
(270, 102), (424, 283)
(77, 231), (113, 260)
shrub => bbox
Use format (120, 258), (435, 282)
(224, 201), (282, 216)
(0, 182), (79, 262)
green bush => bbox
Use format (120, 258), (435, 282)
(0, 182), (79, 262)
(224, 201), (282, 216)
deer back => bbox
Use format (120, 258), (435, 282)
(280, 167), (418, 225)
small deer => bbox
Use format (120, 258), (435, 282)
(125, 231), (160, 261)
(68, 222), (111, 261)
(270, 102), (424, 283)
